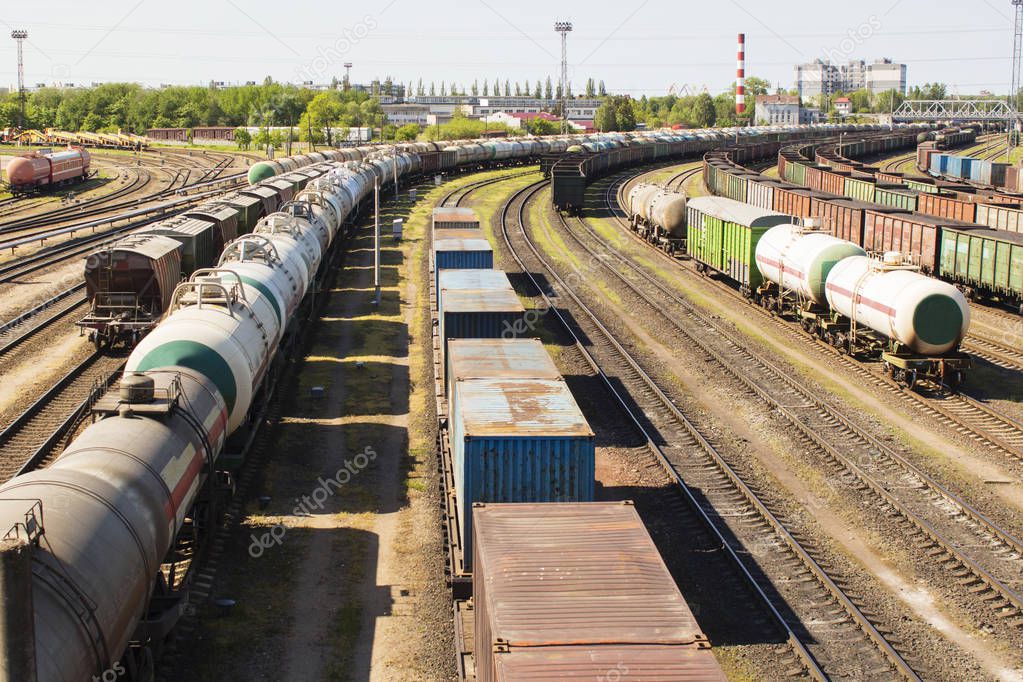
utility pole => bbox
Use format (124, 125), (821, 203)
(11, 30), (27, 129)
(344, 62), (352, 91)
(555, 21), (572, 134)
(1010, 0), (1023, 158)
(373, 178), (381, 306)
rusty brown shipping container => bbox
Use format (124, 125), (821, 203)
(863, 211), (979, 274)
(818, 168), (849, 196)
(472, 502), (726, 682)
(916, 192), (977, 223)
(433, 206), (480, 230)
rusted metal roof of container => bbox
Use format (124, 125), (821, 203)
(456, 379), (592, 437)
(433, 236), (492, 252)
(433, 206), (478, 222)
(439, 269), (513, 292)
(448, 339), (560, 383)
(440, 289), (524, 313)
(492, 645), (726, 681)
(433, 228), (482, 240)
(474, 502), (704, 645)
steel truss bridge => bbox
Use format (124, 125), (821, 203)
(892, 100), (1018, 123)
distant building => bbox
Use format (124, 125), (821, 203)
(381, 103), (430, 126)
(409, 95), (603, 122)
(755, 95), (801, 125)
(834, 97), (852, 116)
(486, 111), (561, 129)
(795, 58), (907, 98)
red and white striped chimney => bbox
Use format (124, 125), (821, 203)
(736, 33), (746, 116)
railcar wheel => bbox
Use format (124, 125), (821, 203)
(904, 369), (917, 389)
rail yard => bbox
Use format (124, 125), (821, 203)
(4, 7), (1023, 682)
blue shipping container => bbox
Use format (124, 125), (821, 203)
(970, 159), (988, 184)
(451, 378), (595, 570)
(438, 269), (513, 294)
(439, 288), (528, 377)
(930, 154), (944, 176)
(947, 155), (963, 180)
(447, 337), (562, 403)
(960, 157), (974, 181)
(434, 236), (494, 292)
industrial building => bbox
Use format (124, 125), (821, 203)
(795, 58), (907, 98)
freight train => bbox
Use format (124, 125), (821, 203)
(4, 146), (91, 192)
(756, 134), (1023, 313)
(429, 206), (727, 680)
(626, 182), (687, 253)
(685, 196), (971, 387)
(549, 123), (930, 213)
(0, 125), (780, 681)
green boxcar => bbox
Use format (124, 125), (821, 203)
(873, 186), (918, 212)
(725, 173), (748, 203)
(939, 226), (1023, 299)
(904, 179), (940, 195)
(785, 160), (807, 186)
(844, 176), (875, 203)
(686, 196), (794, 290)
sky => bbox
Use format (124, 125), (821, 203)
(0, 0), (1015, 97)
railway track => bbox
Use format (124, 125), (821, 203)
(0, 352), (124, 482)
(502, 179), (920, 680)
(0, 287), (87, 359)
(606, 169), (1023, 466)
(563, 179), (1023, 628)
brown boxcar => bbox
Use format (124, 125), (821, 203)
(811, 198), (899, 246)
(773, 186), (814, 217)
(863, 211), (978, 274)
(916, 192), (977, 223)
(818, 168), (849, 196)
(472, 502), (725, 682)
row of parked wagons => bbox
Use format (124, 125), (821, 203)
(427, 206), (727, 681)
(706, 134), (1023, 313)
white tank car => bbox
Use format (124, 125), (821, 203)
(627, 183), (662, 222)
(825, 255), (970, 355)
(628, 183), (687, 238)
(755, 225), (866, 304)
(254, 213), (325, 292)
(296, 188), (342, 237)
(0, 371), (226, 682)
(127, 276), (274, 432)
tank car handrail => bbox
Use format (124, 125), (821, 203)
(219, 235), (283, 266)
(189, 268), (248, 300)
(255, 212), (306, 237)
(168, 279), (241, 316)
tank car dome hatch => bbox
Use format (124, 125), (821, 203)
(120, 373), (156, 403)
(248, 161), (278, 185)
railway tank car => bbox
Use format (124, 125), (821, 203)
(626, 183), (687, 253)
(0, 160), (363, 682)
(5, 147), (91, 192)
(754, 223), (866, 314)
(826, 252), (969, 374)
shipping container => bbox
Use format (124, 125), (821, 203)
(439, 288), (527, 372)
(976, 202), (1023, 233)
(433, 206), (480, 230)
(453, 381), (595, 571)
(447, 338), (561, 407)
(473, 502), (724, 682)
(939, 226), (1023, 301)
(916, 192), (977, 224)
(434, 235), (495, 291)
